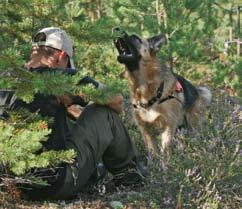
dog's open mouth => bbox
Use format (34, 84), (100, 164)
(112, 28), (136, 63)
(114, 38), (132, 56)
(114, 38), (135, 63)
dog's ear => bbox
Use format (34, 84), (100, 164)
(148, 33), (165, 52)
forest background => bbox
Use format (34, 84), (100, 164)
(0, 0), (241, 208)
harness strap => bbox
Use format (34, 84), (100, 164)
(133, 81), (183, 109)
(133, 95), (182, 109)
(146, 82), (164, 107)
(159, 95), (176, 104)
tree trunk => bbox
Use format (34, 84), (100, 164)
(162, 0), (173, 69)
(96, 0), (102, 19)
(156, 0), (161, 27)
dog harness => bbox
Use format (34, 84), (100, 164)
(133, 80), (183, 109)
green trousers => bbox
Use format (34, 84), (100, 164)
(25, 104), (138, 200)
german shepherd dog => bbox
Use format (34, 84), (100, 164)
(113, 28), (212, 163)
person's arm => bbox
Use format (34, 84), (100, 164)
(0, 90), (18, 120)
(0, 89), (69, 119)
(31, 68), (123, 115)
(77, 75), (104, 89)
(78, 76), (124, 113)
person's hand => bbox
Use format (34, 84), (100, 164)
(67, 105), (84, 119)
(107, 94), (124, 113)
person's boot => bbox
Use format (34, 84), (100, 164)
(112, 160), (148, 187)
(81, 162), (107, 193)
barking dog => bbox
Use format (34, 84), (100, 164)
(113, 28), (212, 162)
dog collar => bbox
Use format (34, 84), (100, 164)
(133, 95), (179, 109)
(133, 81), (164, 109)
(133, 80), (183, 109)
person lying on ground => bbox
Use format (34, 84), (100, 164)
(0, 27), (147, 200)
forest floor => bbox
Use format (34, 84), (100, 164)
(1, 90), (241, 209)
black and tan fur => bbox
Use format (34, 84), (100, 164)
(113, 28), (212, 161)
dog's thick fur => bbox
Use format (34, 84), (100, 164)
(113, 28), (212, 158)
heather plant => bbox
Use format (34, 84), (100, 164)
(119, 92), (241, 208)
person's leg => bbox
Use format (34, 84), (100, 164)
(65, 104), (146, 190)
(73, 104), (146, 185)
(23, 104), (146, 200)
(22, 104), (107, 200)
(101, 107), (147, 186)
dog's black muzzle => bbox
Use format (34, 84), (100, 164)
(112, 27), (138, 64)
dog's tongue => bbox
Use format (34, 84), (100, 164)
(117, 54), (134, 63)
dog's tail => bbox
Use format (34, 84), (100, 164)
(197, 87), (212, 107)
